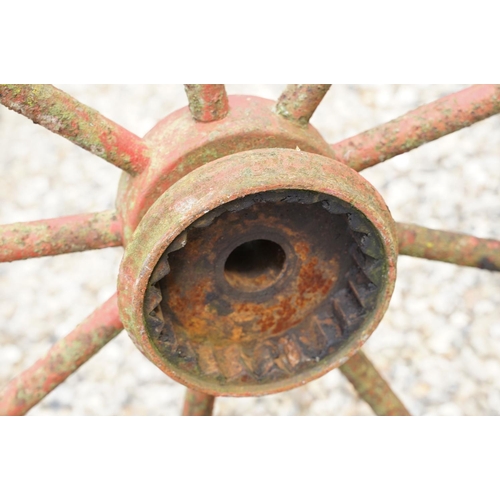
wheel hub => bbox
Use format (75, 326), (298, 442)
(118, 148), (397, 396)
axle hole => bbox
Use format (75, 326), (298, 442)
(224, 239), (286, 292)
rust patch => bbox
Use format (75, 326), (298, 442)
(147, 189), (388, 393)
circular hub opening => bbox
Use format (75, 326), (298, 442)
(135, 184), (395, 397)
(119, 149), (398, 397)
(224, 239), (286, 292)
(147, 190), (388, 386)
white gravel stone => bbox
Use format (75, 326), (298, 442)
(1, 84), (500, 415)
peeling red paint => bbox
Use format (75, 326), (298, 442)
(184, 84), (229, 122)
(182, 389), (215, 416)
(331, 84), (500, 171)
(0, 294), (123, 416)
(340, 350), (410, 416)
(275, 84), (331, 125)
(397, 222), (500, 271)
(0, 211), (123, 262)
(117, 95), (337, 242)
(0, 84), (150, 175)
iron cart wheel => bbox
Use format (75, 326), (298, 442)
(1, 84), (499, 416)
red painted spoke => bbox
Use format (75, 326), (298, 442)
(182, 389), (215, 416)
(0, 85), (150, 175)
(331, 84), (500, 171)
(184, 84), (229, 122)
(339, 350), (410, 416)
(0, 294), (123, 416)
(0, 210), (122, 263)
(275, 84), (331, 125)
(397, 222), (500, 271)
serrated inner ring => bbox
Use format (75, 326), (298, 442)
(142, 189), (388, 394)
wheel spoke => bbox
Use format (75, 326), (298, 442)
(397, 222), (500, 271)
(0, 294), (122, 416)
(331, 84), (500, 171)
(182, 389), (215, 416)
(275, 84), (331, 125)
(184, 84), (229, 122)
(0, 85), (150, 175)
(339, 350), (410, 416)
(0, 210), (122, 263)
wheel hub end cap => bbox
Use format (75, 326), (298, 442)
(118, 149), (397, 396)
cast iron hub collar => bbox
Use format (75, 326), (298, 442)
(118, 149), (397, 396)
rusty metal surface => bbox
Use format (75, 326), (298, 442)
(0, 210), (122, 262)
(275, 85), (331, 126)
(339, 350), (410, 416)
(184, 84), (229, 122)
(0, 294), (123, 416)
(118, 149), (398, 397)
(182, 389), (215, 416)
(330, 84), (500, 172)
(397, 222), (500, 271)
(0, 84), (150, 175)
(149, 191), (387, 393)
(117, 95), (336, 242)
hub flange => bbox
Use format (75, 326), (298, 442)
(118, 149), (397, 396)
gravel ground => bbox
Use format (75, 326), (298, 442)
(1, 84), (500, 416)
